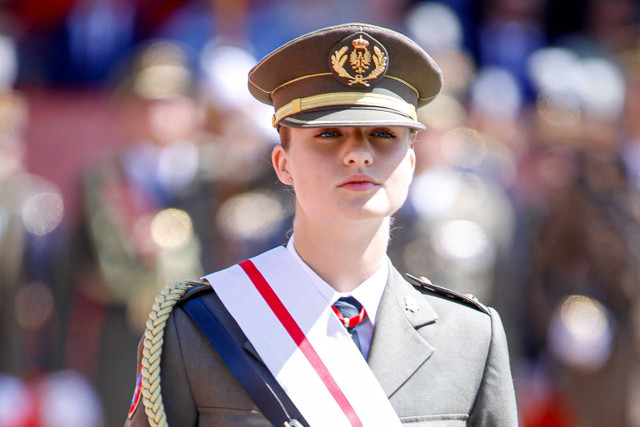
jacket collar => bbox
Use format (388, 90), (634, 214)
(366, 262), (438, 397)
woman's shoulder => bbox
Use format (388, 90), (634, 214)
(400, 272), (508, 350)
(177, 280), (214, 303)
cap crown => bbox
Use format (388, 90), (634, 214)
(248, 23), (442, 129)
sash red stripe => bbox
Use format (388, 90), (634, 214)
(238, 259), (363, 427)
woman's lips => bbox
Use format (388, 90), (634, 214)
(339, 175), (379, 191)
(340, 182), (377, 191)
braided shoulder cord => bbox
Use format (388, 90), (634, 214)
(140, 280), (206, 427)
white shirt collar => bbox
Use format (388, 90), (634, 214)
(286, 235), (388, 326)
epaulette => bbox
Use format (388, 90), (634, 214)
(405, 273), (490, 315)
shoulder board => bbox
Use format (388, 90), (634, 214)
(405, 273), (490, 315)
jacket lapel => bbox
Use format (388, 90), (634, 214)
(367, 264), (438, 398)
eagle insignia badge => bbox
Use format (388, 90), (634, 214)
(329, 32), (388, 87)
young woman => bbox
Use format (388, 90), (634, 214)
(126, 23), (518, 426)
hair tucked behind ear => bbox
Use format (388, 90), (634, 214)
(278, 125), (291, 151)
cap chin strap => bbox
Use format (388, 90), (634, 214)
(273, 92), (417, 127)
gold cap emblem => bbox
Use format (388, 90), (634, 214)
(329, 32), (388, 88)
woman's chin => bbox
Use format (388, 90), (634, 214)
(334, 204), (398, 223)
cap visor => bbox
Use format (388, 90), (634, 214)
(280, 106), (426, 130)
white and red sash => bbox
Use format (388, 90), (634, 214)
(203, 246), (401, 426)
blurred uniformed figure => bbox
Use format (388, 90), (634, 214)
(126, 23), (517, 426)
(0, 33), (106, 426)
(0, 35), (65, 377)
(388, 92), (517, 305)
(390, 4), (519, 325)
(514, 47), (640, 426)
(65, 40), (210, 426)
(82, 40), (207, 327)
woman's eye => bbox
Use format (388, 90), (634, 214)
(372, 130), (395, 138)
(317, 130), (340, 138)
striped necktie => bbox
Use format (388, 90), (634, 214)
(331, 296), (367, 354)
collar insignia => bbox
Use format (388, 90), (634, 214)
(404, 296), (420, 313)
(329, 32), (388, 88)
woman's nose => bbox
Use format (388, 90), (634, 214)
(343, 132), (373, 167)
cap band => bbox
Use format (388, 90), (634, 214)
(268, 73), (421, 100)
(273, 91), (417, 127)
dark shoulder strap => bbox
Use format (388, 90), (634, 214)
(180, 288), (307, 427)
(405, 273), (490, 314)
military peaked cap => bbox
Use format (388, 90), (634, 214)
(248, 23), (443, 130)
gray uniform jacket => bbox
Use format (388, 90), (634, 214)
(126, 264), (518, 426)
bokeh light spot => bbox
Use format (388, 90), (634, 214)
(150, 208), (193, 250)
(22, 192), (64, 236)
(15, 282), (54, 330)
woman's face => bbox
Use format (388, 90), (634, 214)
(272, 126), (416, 224)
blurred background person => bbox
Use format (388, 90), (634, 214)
(2, 0), (640, 425)
(514, 39), (640, 426)
(61, 39), (210, 426)
(0, 30), (104, 427)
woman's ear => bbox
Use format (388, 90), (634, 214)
(409, 146), (416, 173)
(408, 131), (417, 171)
(272, 144), (293, 185)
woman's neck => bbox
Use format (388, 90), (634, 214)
(292, 214), (391, 293)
